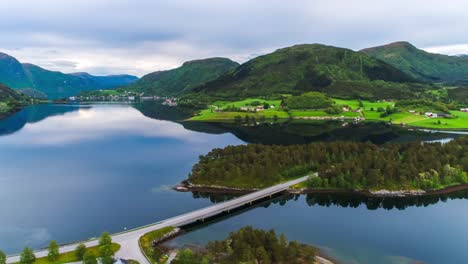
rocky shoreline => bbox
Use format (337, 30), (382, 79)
(175, 181), (468, 198)
(152, 227), (182, 246)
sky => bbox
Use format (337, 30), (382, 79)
(1, 0), (468, 77)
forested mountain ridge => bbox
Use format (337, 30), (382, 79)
(361, 41), (468, 84)
(0, 52), (138, 99)
(120, 57), (239, 96)
(190, 44), (424, 100)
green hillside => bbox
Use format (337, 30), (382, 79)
(361, 41), (468, 84)
(0, 53), (33, 88)
(0, 52), (138, 99)
(22, 63), (94, 99)
(0, 84), (23, 116)
(192, 44), (422, 100)
(122, 57), (239, 96)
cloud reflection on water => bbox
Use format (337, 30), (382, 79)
(0, 105), (215, 146)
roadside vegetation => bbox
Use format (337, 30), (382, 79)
(0, 250), (6, 264)
(189, 137), (468, 191)
(171, 226), (317, 264)
(139, 227), (176, 264)
(5, 233), (120, 264)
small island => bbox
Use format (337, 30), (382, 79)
(181, 137), (468, 197)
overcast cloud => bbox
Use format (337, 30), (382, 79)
(1, 0), (467, 76)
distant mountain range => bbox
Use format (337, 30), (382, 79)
(361, 42), (468, 84)
(0, 52), (138, 99)
(2, 41), (468, 101)
(122, 57), (239, 96)
(191, 44), (424, 100)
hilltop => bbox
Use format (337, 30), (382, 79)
(0, 52), (138, 99)
(191, 44), (422, 100)
(121, 57), (239, 96)
(361, 41), (468, 84)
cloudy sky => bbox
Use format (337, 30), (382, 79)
(1, 0), (467, 77)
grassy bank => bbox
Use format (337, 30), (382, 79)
(14, 243), (120, 264)
(139, 227), (177, 264)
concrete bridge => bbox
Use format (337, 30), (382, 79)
(6, 175), (310, 264)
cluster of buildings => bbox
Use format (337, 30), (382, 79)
(69, 95), (138, 102)
(240, 105), (265, 112)
(239, 104), (275, 112)
(161, 97), (178, 106)
(424, 112), (451, 118)
(68, 92), (178, 106)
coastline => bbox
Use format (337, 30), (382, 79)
(175, 181), (468, 198)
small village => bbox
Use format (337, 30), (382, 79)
(68, 91), (178, 106)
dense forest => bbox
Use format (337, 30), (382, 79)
(188, 137), (468, 190)
(172, 226), (317, 264)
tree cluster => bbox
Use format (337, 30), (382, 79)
(283, 92), (333, 110)
(189, 137), (468, 190)
(172, 226), (316, 264)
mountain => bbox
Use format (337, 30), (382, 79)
(193, 44), (421, 100)
(70, 72), (138, 89)
(122, 57), (239, 96)
(0, 53), (33, 88)
(361, 41), (468, 84)
(0, 52), (138, 99)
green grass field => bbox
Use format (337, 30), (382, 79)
(190, 98), (288, 121)
(212, 98), (282, 109)
(189, 98), (468, 129)
(332, 98), (394, 110)
(289, 110), (359, 118)
(408, 111), (468, 129)
(21, 243), (121, 264)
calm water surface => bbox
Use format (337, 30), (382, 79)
(0, 104), (467, 264)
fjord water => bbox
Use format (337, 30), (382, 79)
(1, 104), (467, 264)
